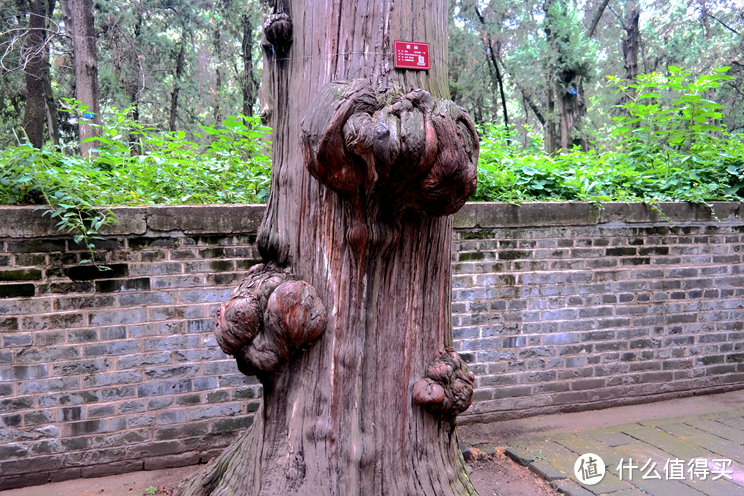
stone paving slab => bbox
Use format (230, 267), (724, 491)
(503, 406), (744, 496)
(692, 419), (744, 445)
(609, 435), (736, 496)
(551, 478), (596, 496)
(713, 415), (744, 432)
(655, 422), (744, 464)
(591, 432), (635, 447)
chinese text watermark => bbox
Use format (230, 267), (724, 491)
(615, 457), (734, 481)
(574, 453), (606, 485)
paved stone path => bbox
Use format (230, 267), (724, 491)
(478, 409), (744, 496)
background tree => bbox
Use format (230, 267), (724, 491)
(60, 0), (101, 157)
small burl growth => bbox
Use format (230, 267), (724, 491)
(214, 263), (326, 375)
(413, 347), (475, 417)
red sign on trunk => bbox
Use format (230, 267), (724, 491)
(394, 41), (430, 70)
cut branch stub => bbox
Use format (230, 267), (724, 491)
(412, 347), (475, 418)
(302, 79), (478, 220)
(214, 264), (326, 376)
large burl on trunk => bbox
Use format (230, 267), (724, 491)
(176, 1), (479, 495)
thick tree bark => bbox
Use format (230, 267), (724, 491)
(176, 1), (479, 496)
(21, 0), (46, 148)
(61, 0), (101, 157)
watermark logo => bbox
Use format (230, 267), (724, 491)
(574, 453), (606, 485)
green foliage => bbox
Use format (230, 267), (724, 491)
(543, 0), (598, 87)
(472, 68), (744, 203)
(0, 103), (271, 263)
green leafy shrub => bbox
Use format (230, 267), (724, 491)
(472, 67), (744, 203)
(0, 104), (271, 263)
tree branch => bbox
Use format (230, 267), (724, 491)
(607, 4), (626, 30)
(587, 0), (611, 38)
(471, 2), (509, 130)
(729, 82), (744, 97)
(706, 12), (741, 35)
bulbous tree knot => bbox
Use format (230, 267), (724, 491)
(412, 347), (475, 418)
(214, 263), (326, 376)
(263, 12), (292, 48)
(301, 79), (478, 219)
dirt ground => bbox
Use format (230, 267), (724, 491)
(469, 447), (559, 496)
(0, 448), (557, 496)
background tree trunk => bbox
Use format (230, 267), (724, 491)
(472, 4), (509, 132)
(169, 36), (185, 132)
(176, 1), (478, 495)
(240, 13), (258, 118)
(21, 0), (46, 148)
(61, 0), (101, 157)
(621, 0), (640, 103)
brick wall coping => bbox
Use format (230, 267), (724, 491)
(1, 202), (741, 238)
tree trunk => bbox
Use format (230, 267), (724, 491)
(43, 0), (59, 147)
(61, 0), (101, 157)
(169, 37), (185, 132)
(472, 5), (509, 132)
(498, 55), (545, 126)
(213, 23), (223, 125)
(240, 13), (257, 118)
(621, 0), (640, 101)
(175, 1), (479, 495)
(21, 0), (46, 148)
(546, 71), (557, 154)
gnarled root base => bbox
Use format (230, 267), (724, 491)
(174, 412), (264, 496)
(173, 406), (477, 496)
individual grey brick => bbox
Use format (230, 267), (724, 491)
(137, 379), (192, 397)
(0, 364), (48, 382)
(14, 347), (79, 363)
(189, 403), (242, 420)
(116, 352), (171, 370)
(100, 386), (136, 401)
(18, 377), (79, 394)
(82, 371), (142, 388)
(157, 409), (188, 425)
(144, 364), (200, 380)
(148, 397), (174, 410)
(38, 391), (98, 408)
(143, 335), (201, 351)
(83, 340), (141, 357)
(127, 414), (155, 428)
(88, 308), (147, 326)
(194, 377), (219, 391)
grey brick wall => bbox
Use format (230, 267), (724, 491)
(0, 202), (742, 489)
(0, 206), (264, 489)
(452, 202), (744, 423)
